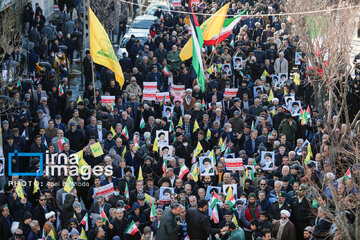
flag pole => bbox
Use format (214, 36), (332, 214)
(90, 57), (97, 108)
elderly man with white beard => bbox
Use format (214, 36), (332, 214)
(272, 210), (296, 240)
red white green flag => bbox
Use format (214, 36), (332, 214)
(124, 182), (129, 198)
(140, 117), (145, 129)
(345, 168), (351, 179)
(122, 126), (129, 140)
(210, 192), (221, 209)
(150, 201), (157, 219)
(80, 213), (89, 231)
(125, 220), (139, 235)
(58, 83), (64, 95)
(226, 194), (236, 209)
(211, 204), (219, 224)
(100, 209), (108, 224)
(179, 162), (189, 179)
(162, 66), (169, 76)
(162, 159), (167, 173)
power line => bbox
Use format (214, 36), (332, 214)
(118, 0), (360, 18)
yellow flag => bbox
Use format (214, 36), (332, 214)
(89, 7), (124, 87)
(48, 229), (56, 239)
(226, 185), (233, 200)
(110, 126), (116, 138)
(153, 138), (159, 152)
(218, 137), (223, 146)
(75, 150), (84, 161)
(206, 129), (211, 140)
(178, 117), (182, 126)
(15, 181), (25, 199)
(193, 141), (203, 158)
(294, 73), (300, 85)
(261, 70), (269, 77)
(193, 120), (199, 133)
(73, 212), (78, 220)
(64, 176), (74, 193)
(192, 164), (199, 182)
(144, 193), (153, 203)
(270, 109), (276, 116)
(122, 146), (127, 158)
(90, 142), (104, 158)
(138, 166), (143, 181)
(268, 89), (274, 102)
(77, 95), (82, 104)
(79, 158), (90, 175)
(180, 3), (230, 61)
(308, 144), (313, 158)
(233, 214), (239, 227)
(33, 179), (40, 194)
(80, 227), (87, 240)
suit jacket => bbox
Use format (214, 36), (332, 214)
(274, 58), (289, 75)
(244, 138), (260, 156)
(88, 128), (108, 142)
(89, 202), (112, 217)
(33, 204), (51, 229)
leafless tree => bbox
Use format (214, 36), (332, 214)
(285, 0), (360, 239)
(0, 14), (23, 113)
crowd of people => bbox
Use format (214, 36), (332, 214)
(0, 0), (360, 239)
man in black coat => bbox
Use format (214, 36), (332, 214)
(186, 199), (222, 240)
(156, 203), (182, 240)
(0, 205), (13, 239)
(110, 208), (128, 239)
(89, 195), (112, 217)
(83, 50), (93, 87)
(32, 195), (53, 230)
(290, 186), (312, 240)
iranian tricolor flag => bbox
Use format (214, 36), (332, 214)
(17, 77), (22, 87)
(80, 213), (89, 231)
(345, 168), (352, 179)
(169, 120), (174, 133)
(125, 221), (139, 235)
(140, 117), (145, 129)
(100, 209), (108, 224)
(178, 163), (189, 179)
(42, 228), (46, 240)
(150, 201), (157, 219)
(124, 182), (130, 198)
(58, 83), (64, 95)
(122, 126), (129, 140)
(189, 0), (205, 92)
(211, 204), (219, 224)
(58, 138), (67, 151)
(162, 66), (170, 76)
(162, 159), (168, 173)
(204, 9), (247, 45)
(226, 194), (236, 209)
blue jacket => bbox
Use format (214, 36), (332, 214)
(244, 138), (260, 156)
(146, 71), (163, 90)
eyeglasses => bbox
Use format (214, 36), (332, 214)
(281, 217), (287, 219)
(40, 199), (46, 201)
(260, 184), (266, 186)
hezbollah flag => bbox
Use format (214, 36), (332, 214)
(188, 2), (205, 92)
(180, 3), (229, 61)
(89, 7), (124, 87)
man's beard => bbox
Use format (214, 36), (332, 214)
(280, 219), (289, 227)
